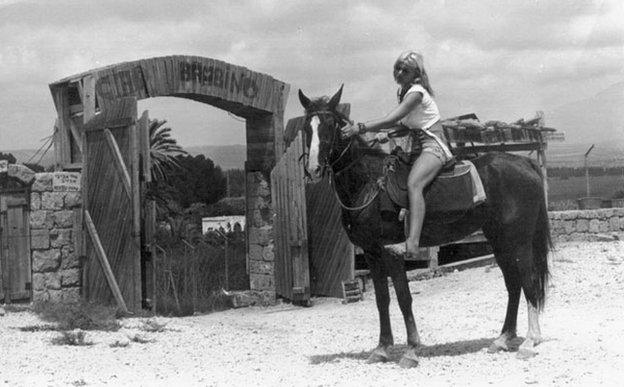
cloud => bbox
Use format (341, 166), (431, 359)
(0, 0), (622, 150)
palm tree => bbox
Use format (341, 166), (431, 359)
(149, 119), (187, 181)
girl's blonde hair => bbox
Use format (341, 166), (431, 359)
(395, 51), (434, 101)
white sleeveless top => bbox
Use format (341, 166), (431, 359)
(399, 84), (440, 131)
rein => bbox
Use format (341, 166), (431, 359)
(305, 109), (385, 212)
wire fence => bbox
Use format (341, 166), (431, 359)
(152, 229), (248, 315)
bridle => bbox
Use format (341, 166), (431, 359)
(303, 109), (380, 212)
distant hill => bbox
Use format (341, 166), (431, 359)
(1, 148), (55, 167)
(184, 144), (246, 170)
(546, 80), (624, 146)
(1, 145), (247, 171)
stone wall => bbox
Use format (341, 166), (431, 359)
(29, 172), (82, 303)
(245, 171), (275, 298)
(549, 208), (624, 241)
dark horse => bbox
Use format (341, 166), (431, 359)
(298, 86), (551, 368)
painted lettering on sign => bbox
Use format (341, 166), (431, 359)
(53, 172), (81, 192)
(179, 61), (259, 98)
(0, 160), (7, 173)
(97, 66), (144, 100)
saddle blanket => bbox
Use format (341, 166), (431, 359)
(382, 159), (486, 215)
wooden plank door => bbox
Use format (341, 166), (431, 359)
(0, 193), (31, 302)
(82, 98), (142, 312)
(270, 131), (310, 302)
(306, 180), (354, 297)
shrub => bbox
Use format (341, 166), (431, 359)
(33, 301), (121, 332)
(51, 330), (93, 346)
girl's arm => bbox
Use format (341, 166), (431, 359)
(341, 91), (423, 137)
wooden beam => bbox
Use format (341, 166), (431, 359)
(103, 129), (132, 200)
(68, 118), (83, 154)
(82, 75), (97, 122)
(84, 210), (129, 314)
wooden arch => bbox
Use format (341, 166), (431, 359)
(49, 56), (290, 311)
(49, 55), (290, 172)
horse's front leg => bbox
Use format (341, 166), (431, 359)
(385, 247), (421, 368)
(364, 251), (393, 363)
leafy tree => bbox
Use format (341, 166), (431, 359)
(224, 169), (245, 197)
(0, 152), (16, 163)
(167, 154), (227, 208)
(149, 119), (187, 181)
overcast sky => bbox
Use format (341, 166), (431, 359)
(1, 0), (622, 151)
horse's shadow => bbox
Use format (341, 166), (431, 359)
(309, 337), (520, 365)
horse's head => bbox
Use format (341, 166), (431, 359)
(298, 85), (348, 183)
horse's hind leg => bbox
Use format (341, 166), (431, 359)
(385, 248), (420, 368)
(517, 244), (544, 359)
(488, 249), (522, 353)
(364, 251), (393, 363)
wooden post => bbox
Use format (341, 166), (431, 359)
(84, 210), (129, 314)
(130, 122), (142, 309)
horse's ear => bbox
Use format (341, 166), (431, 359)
(298, 89), (311, 110)
(328, 84), (344, 111)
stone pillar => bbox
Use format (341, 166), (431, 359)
(30, 172), (82, 303)
(246, 171), (275, 298)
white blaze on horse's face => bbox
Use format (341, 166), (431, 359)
(307, 115), (322, 178)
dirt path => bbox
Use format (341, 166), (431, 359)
(1, 241), (623, 386)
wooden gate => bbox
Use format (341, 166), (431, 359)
(0, 192), (31, 302)
(272, 108), (355, 301)
(82, 98), (142, 312)
(306, 180), (354, 297)
(270, 132), (310, 302)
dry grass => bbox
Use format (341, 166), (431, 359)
(51, 330), (93, 346)
(33, 300), (121, 332)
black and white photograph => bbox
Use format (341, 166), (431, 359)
(0, 0), (623, 385)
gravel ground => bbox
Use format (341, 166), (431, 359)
(1, 241), (623, 386)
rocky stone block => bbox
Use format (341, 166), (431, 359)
(41, 192), (64, 210)
(562, 211), (579, 220)
(50, 228), (72, 248)
(8, 164), (35, 185)
(32, 249), (61, 272)
(64, 192), (81, 208)
(248, 226), (272, 246)
(30, 229), (50, 249)
(61, 269), (81, 287)
(608, 217), (620, 231)
(563, 221), (575, 235)
(61, 246), (80, 269)
(32, 272), (61, 291)
(30, 193), (41, 211)
(52, 211), (74, 228)
(32, 173), (53, 192)
(249, 273), (274, 291)
(262, 244), (274, 261)
(32, 290), (49, 303)
(61, 287), (81, 302)
(575, 219), (589, 233)
(30, 210), (52, 229)
(589, 219), (600, 233)
(599, 220), (609, 233)
(249, 260), (274, 275)
(248, 243), (263, 261)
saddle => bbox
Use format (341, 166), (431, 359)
(379, 146), (486, 218)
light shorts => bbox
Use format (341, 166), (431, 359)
(420, 132), (453, 165)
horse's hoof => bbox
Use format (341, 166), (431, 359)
(487, 341), (509, 353)
(517, 346), (537, 359)
(366, 348), (389, 364)
(398, 348), (419, 368)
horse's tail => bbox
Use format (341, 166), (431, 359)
(530, 159), (553, 311)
